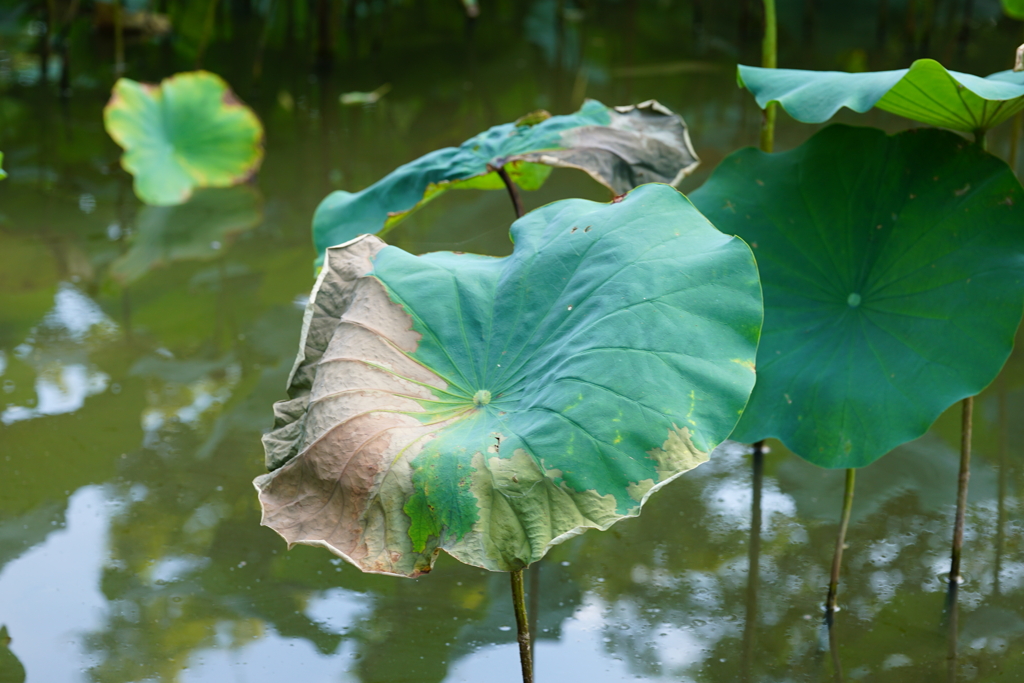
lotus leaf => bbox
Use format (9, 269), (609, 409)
(691, 125), (1024, 469)
(256, 183), (762, 576)
(104, 71), (264, 206)
(0, 152), (6, 181)
(737, 60), (1024, 134)
(110, 186), (263, 283)
(1004, 0), (1024, 20)
(311, 99), (699, 265)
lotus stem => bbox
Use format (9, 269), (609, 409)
(253, 0), (276, 80)
(195, 0), (220, 69)
(315, 0), (334, 72)
(740, 439), (765, 682)
(511, 568), (533, 683)
(493, 164), (525, 219)
(957, 0), (974, 56)
(875, 0), (889, 46)
(759, 0), (777, 153)
(825, 468), (855, 619)
(948, 396), (972, 590)
(528, 561), (540, 668)
(42, 0), (56, 83)
(995, 376), (1007, 596)
(946, 584), (959, 682)
(113, 0), (125, 77)
(1009, 113), (1021, 178)
(828, 614), (844, 683)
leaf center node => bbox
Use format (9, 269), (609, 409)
(473, 389), (492, 407)
(847, 293), (862, 308)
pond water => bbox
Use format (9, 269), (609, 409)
(2, 1), (1024, 681)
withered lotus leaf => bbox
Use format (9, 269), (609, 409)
(256, 184), (762, 576)
(311, 99), (700, 265)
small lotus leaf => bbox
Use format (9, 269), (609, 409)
(110, 186), (263, 283)
(691, 125), (1024, 469)
(738, 59), (1024, 134)
(1004, 0), (1024, 20)
(311, 99), (699, 265)
(104, 71), (264, 206)
(0, 152), (6, 181)
(256, 184), (761, 576)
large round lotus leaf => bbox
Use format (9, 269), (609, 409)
(256, 183), (762, 577)
(738, 60), (1024, 134)
(311, 99), (699, 266)
(691, 125), (1024, 469)
(104, 71), (264, 206)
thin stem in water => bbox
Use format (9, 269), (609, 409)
(740, 439), (765, 683)
(42, 0), (56, 83)
(195, 0), (220, 69)
(511, 568), (533, 683)
(995, 376), (1007, 596)
(949, 396), (973, 590)
(828, 615), (845, 683)
(113, 0), (125, 77)
(825, 468), (855, 619)
(759, 0), (777, 153)
(946, 581), (960, 683)
(253, 0), (276, 80)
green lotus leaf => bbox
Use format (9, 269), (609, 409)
(691, 125), (1024, 469)
(737, 59), (1024, 134)
(0, 152), (6, 181)
(103, 71), (264, 206)
(109, 186), (263, 283)
(311, 99), (699, 266)
(256, 183), (762, 576)
(1004, 0), (1024, 20)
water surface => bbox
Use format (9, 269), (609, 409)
(2, 2), (1024, 681)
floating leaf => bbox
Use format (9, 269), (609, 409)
(256, 183), (761, 576)
(311, 99), (699, 265)
(737, 60), (1024, 134)
(0, 626), (25, 683)
(104, 71), (264, 206)
(340, 83), (391, 106)
(0, 152), (5, 181)
(691, 125), (1024, 468)
(1005, 0), (1024, 20)
(109, 186), (263, 283)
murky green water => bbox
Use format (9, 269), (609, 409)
(2, 2), (1024, 681)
